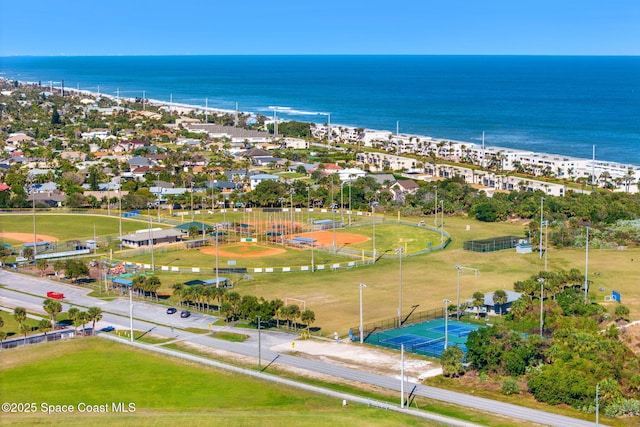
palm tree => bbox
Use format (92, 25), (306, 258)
(493, 290), (508, 315)
(13, 306), (27, 331)
(67, 307), (81, 334)
(38, 319), (51, 337)
(79, 311), (89, 335)
(172, 283), (184, 307)
(145, 276), (161, 301)
(20, 323), (31, 344)
(472, 292), (484, 318)
(300, 309), (316, 333)
(43, 298), (62, 330)
(87, 307), (103, 335)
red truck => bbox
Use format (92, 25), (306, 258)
(46, 291), (65, 299)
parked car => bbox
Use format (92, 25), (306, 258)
(180, 310), (191, 318)
(166, 307), (177, 315)
(46, 291), (65, 299)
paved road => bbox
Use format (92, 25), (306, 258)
(0, 270), (603, 427)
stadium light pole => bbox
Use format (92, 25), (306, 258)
(190, 182), (194, 222)
(147, 207), (154, 271)
(443, 299), (451, 349)
(156, 172), (160, 221)
(585, 226), (591, 303)
(371, 203), (377, 261)
(539, 197), (545, 259)
(538, 278), (545, 338)
(359, 283), (367, 344)
(215, 230), (219, 287)
(118, 189), (122, 244)
(397, 247), (404, 326)
(309, 218), (315, 272)
(440, 200), (444, 244)
(30, 178), (37, 258)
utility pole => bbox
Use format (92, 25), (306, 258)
(359, 283), (367, 344)
(538, 278), (545, 338)
(257, 315), (262, 369)
(585, 226), (591, 303)
(539, 197), (545, 259)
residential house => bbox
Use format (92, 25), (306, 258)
(249, 173), (279, 190)
(389, 180), (419, 204)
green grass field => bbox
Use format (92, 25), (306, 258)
(2, 212), (639, 337)
(0, 338), (438, 426)
(0, 213), (158, 242)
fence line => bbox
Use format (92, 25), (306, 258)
(350, 307), (445, 342)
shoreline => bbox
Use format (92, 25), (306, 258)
(4, 78), (640, 174)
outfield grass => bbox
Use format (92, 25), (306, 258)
(0, 213), (158, 241)
(0, 338), (439, 426)
(230, 215), (640, 336)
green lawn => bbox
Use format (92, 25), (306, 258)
(0, 338), (436, 426)
(0, 213), (158, 241)
(0, 311), (43, 340)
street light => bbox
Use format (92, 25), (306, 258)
(443, 299), (452, 349)
(129, 286), (134, 342)
(455, 265), (480, 321)
(396, 247), (404, 326)
(538, 278), (545, 338)
(359, 283), (367, 344)
(400, 343), (405, 409)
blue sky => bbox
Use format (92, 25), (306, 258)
(1, 0), (638, 56)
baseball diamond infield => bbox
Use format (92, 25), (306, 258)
(199, 231), (368, 258)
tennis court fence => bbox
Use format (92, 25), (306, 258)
(350, 306), (444, 342)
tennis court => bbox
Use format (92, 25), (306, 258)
(366, 318), (481, 358)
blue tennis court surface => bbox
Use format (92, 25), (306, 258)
(367, 318), (481, 358)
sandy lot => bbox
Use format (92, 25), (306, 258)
(271, 338), (442, 382)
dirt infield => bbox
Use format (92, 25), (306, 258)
(293, 231), (369, 246)
(200, 243), (287, 258)
(0, 232), (59, 243)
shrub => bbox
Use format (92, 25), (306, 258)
(501, 378), (519, 396)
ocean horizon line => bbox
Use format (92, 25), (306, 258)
(3, 54), (640, 58)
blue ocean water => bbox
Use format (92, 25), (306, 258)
(1, 55), (639, 165)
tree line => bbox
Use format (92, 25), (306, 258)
(440, 269), (640, 418)
(171, 283), (316, 331)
